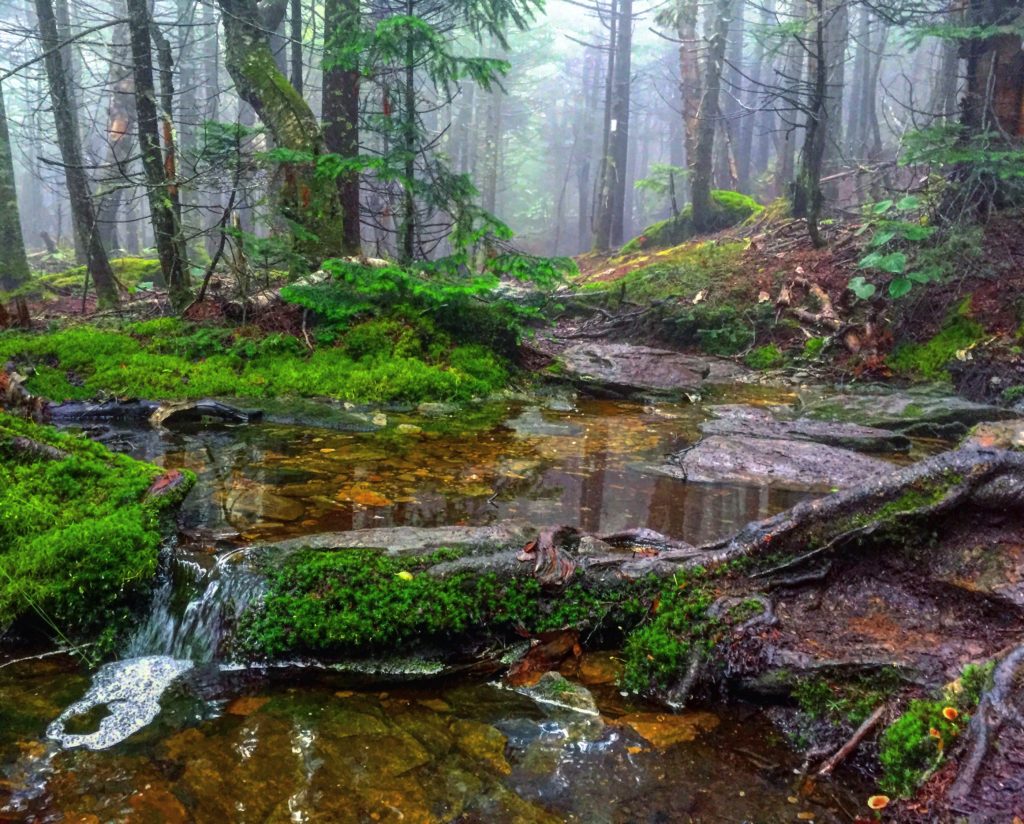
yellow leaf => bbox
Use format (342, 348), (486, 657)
(396, 570), (414, 581)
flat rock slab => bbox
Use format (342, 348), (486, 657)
(264, 521), (536, 555)
(657, 435), (892, 490)
(702, 404), (912, 453)
(558, 343), (745, 397)
(798, 389), (1019, 438)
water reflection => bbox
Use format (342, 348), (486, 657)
(116, 397), (807, 546)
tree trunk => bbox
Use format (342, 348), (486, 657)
(215, 0), (346, 261)
(34, 0), (119, 306)
(0, 81), (30, 291)
(776, 0), (806, 199)
(322, 0), (362, 255)
(95, 17), (136, 253)
(821, 0), (846, 202)
(591, 0), (618, 253)
(126, 0), (191, 308)
(609, 0), (633, 248)
(961, 0), (1024, 138)
(793, 0), (828, 247)
(737, 0), (772, 191)
(290, 0), (303, 93)
(400, 0), (417, 262)
(691, 0), (731, 232)
(54, 0), (84, 264)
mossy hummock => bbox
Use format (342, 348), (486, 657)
(621, 191), (763, 254)
(0, 412), (194, 645)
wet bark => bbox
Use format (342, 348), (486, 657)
(215, 0), (346, 260)
(690, 0), (730, 232)
(792, 0), (828, 246)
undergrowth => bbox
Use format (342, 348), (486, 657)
(877, 661), (994, 798)
(0, 315), (509, 404)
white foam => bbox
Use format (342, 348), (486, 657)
(47, 656), (193, 750)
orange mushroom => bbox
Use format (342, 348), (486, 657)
(942, 706), (959, 721)
(867, 795), (890, 810)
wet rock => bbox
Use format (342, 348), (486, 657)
(558, 342), (744, 397)
(449, 719), (512, 775)
(148, 399), (262, 428)
(962, 419), (1024, 451)
(49, 399), (261, 428)
(264, 520), (535, 555)
(703, 405), (912, 452)
(506, 407), (583, 437)
(798, 387), (1019, 438)
(519, 672), (600, 716)
(657, 435), (891, 490)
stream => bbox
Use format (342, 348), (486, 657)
(0, 385), (917, 822)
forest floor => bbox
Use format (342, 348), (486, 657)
(565, 206), (1024, 398)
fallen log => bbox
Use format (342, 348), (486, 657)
(49, 398), (262, 428)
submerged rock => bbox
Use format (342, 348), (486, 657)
(658, 435), (891, 490)
(702, 404), (912, 452)
(557, 342), (744, 397)
(798, 387), (1018, 438)
(962, 419), (1024, 451)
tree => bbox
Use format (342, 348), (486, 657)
(126, 0), (191, 307)
(690, 0), (731, 231)
(323, 0), (362, 254)
(33, 0), (118, 306)
(0, 80), (29, 292)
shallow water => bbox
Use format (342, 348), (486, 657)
(132, 387), (815, 548)
(2, 385), (902, 822)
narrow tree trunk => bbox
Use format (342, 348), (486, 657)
(846, 5), (869, 157)
(821, 0), (847, 202)
(34, 0), (118, 305)
(609, 0), (633, 248)
(0, 81), (30, 291)
(776, 0), (806, 199)
(95, 18), (136, 253)
(591, 0), (618, 252)
(737, 0), (772, 191)
(400, 0), (417, 262)
(54, 0), (84, 264)
(691, 0), (731, 231)
(322, 0), (362, 255)
(290, 0), (303, 93)
(793, 0), (828, 247)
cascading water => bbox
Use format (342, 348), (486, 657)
(125, 547), (266, 663)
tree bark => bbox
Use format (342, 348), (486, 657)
(793, 0), (828, 247)
(126, 0), (191, 307)
(591, 0), (618, 253)
(321, 0), (361, 254)
(290, 0), (303, 93)
(215, 0), (346, 261)
(609, 0), (633, 248)
(691, 0), (731, 232)
(34, 0), (119, 306)
(0, 80), (30, 292)
(95, 17), (136, 253)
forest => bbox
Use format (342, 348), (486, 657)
(0, 0), (1023, 819)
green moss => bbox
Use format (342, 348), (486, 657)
(234, 548), (658, 659)
(877, 661), (993, 798)
(622, 191), (763, 253)
(0, 412), (193, 642)
(744, 344), (785, 370)
(793, 669), (904, 727)
(803, 338), (826, 359)
(889, 299), (986, 381)
(24, 258), (163, 295)
(0, 319), (509, 404)
(621, 570), (717, 692)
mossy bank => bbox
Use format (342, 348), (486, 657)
(0, 412), (194, 648)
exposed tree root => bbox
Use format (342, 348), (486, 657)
(692, 446), (1024, 575)
(947, 643), (1024, 802)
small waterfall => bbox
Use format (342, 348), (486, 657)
(125, 548), (267, 663)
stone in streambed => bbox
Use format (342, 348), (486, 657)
(558, 342), (745, 397)
(658, 435), (891, 490)
(702, 404), (912, 452)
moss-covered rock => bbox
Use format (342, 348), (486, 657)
(622, 191), (763, 253)
(0, 412), (194, 645)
